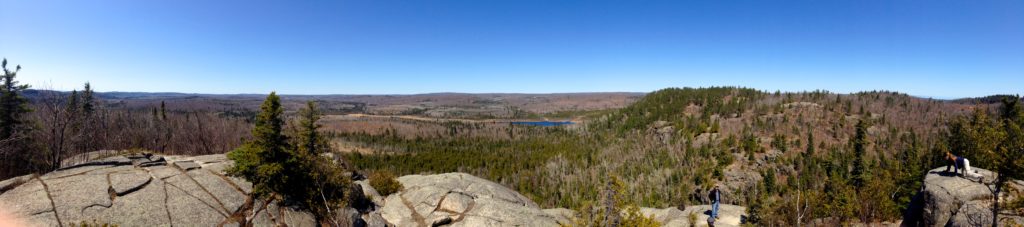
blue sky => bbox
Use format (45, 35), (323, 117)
(1, 0), (1021, 98)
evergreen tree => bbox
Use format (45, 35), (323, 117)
(66, 90), (83, 136)
(227, 92), (290, 199)
(291, 100), (349, 222)
(295, 101), (330, 156)
(67, 90), (80, 118)
(806, 131), (815, 155)
(959, 109), (1005, 168)
(824, 168), (857, 222)
(996, 97), (1024, 176)
(0, 59), (40, 179)
(0, 58), (31, 139)
(851, 119), (869, 190)
(993, 96), (1024, 226)
(895, 132), (923, 214)
(227, 93), (349, 223)
(82, 82), (95, 115)
(160, 101), (167, 120)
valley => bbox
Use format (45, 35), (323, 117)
(4, 85), (1024, 226)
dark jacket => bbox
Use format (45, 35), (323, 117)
(945, 156), (966, 174)
(709, 189), (720, 203)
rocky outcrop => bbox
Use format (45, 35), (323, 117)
(377, 172), (570, 226)
(903, 167), (1024, 227)
(4, 153), (752, 227)
(0, 152), (315, 227)
(639, 205), (747, 227)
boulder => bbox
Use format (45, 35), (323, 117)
(349, 181), (376, 213)
(356, 180), (385, 206)
(378, 172), (569, 226)
(904, 167), (1024, 226)
(250, 200), (316, 227)
(361, 210), (390, 227)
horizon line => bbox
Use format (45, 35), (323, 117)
(27, 88), (1021, 101)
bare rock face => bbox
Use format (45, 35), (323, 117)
(378, 172), (569, 226)
(639, 205), (747, 227)
(0, 151), (313, 227)
(903, 167), (1024, 227)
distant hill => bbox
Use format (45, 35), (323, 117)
(24, 89), (643, 118)
(950, 94), (1023, 105)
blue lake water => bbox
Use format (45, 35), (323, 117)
(510, 121), (575, 126)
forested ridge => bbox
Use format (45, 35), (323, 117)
(342, 87), (1024, 225)
(3, 56), (1022, 225)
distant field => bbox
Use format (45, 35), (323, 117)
(28, 90), (642, 119)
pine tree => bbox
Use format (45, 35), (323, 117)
(159, 101), (167, 120)
(806, 131), (815, 155)
(66, 90), (83, 135)
(227, 92), (290, 199)
(228, 93), (350, 223)
(295, 101), (330, 156)
(896, 132), (923, 213)
(67, 90), (80, 118)
(993, 96), (1024, 227)
(0, 58), (31, 139)
(291, 100), (350, 222)
(82, 82), (95, 115)
(851, 119), (869, 190)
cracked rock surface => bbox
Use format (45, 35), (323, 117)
(0, 151), (313, 227)
(379, 172), (569, 226)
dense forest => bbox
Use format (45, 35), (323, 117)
(341, 87), (1024, 225)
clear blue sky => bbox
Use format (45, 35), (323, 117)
(1, 0), (1021, 98)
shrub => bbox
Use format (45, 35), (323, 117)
(687, 212), (697, 227)
(621, 205), (661, 227)
(369, 170), (403, 196)
(570, 176), (662, 227)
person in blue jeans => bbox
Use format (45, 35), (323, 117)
(709, 185), (721, 218)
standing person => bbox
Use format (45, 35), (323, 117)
(945, 152), (982, 180)
(709, 185), (721, 218)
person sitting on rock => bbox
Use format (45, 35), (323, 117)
(945, 152), (982, 180)
(709, 185), (721, 218)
